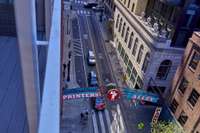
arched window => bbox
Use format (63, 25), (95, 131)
(127, 0), (130, 8)
(124, 27), (129, 43)
(136, 45), (144, 64)
(121, 22), (126, 37)
(132, 38), (138, 56)
(156, 60), (172, 80)
(128, 32), (133, 49)
(118, 18), (123, 32)
(116, 14), (120, 28)
(142, 53), (150, 73)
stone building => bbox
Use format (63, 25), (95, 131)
(170, 32), (200, 133)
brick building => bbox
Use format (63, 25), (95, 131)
(170, 32), (200, 133)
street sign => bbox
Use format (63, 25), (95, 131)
(151, 107), (162, 125)
(107, 88), (121, 101)
(63, 92), (101, 100)
(63, 87), (98, 94)
(63, 87), (100, 100)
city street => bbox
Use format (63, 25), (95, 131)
(61, 0), (157, 133)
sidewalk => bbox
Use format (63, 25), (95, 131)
(96, 17), (128, 88)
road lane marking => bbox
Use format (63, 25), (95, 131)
(92, 110), (99, 133)
(105, 109), (112, 133)
(98, 111), (106, 133)
(77, 16), (88, 86)
(117, 104), (126, 133)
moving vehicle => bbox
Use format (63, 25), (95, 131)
(88, 71), (98, 87)
(93, 97), (106, 111)
(88, 50), (96, 65)
(84, 2), (98, 8)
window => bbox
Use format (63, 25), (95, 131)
(188, 89), (200, 107)
(126, 60), (133, 77)
(131, 3), (135, 12)
(128, 32), (133, 49)
(137, 76), (143, 88)
(132, 38), (138, 56)
(132, 66), (137, 77)
(156, 60), (172, 80)
(189, 51), (200, 70)
(127, 0), (130, 8)
(118, 18), (123, 32)
(123, 53), (129, 65)
(136, 45), (144, 64)
(178, 77), (188, 94)
(120, 47), (125, 58)
(170, 99), (179, 113)
(124, 27), (129, 43)
(121, 22), (126, 38)
(117, 42), (122, 52)
(116, 14), (120, 28)
(142, 53), (150, 73)
(178, 111), (188, 126)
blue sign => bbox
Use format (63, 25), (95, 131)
(63, 87), (98, 94)
(123, 88), (159, 103)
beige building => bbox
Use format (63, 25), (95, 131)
(113, 0), (187, 97)
(170, 32), (200, 133)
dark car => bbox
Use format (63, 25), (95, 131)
(88, 71), (98, 87)
(93, 97), (106, 111)
(84, 2), (98, 8)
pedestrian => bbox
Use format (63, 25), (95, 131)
(63, 63), (66, 71)
(80, 112), (84, 120)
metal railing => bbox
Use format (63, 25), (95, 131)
(38, 0), (61, 132)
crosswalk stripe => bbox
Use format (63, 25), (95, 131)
(117, 104), (126, 133)
(92, 110), (99, 133)
(98, 111), (106, 133)
(105, 109), (112, 133)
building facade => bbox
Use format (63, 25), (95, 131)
(170, 32), (200, 133)
(113, 0), (191, 97)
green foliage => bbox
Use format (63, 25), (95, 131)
(151, 121), (183, 133)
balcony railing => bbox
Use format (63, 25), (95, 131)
(38, 0), (61, 132)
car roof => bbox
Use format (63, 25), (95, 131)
(90, 71), (97, 77)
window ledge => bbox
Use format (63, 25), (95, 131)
(187, 101), (194, 111)
(188, 66), (195, 73)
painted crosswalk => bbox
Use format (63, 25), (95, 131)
(91, 107), (126, 133)
(74, 0), (85, 4)
(76, 10), (91, 15)
(73, 39), (83, 56)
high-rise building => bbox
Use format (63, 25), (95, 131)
(113, 0), (200, 97)
(169, 32), (200, 133)
(0, 0), (61, 132)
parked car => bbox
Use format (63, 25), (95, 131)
(92, 97), (106, 111)
(87, 50), (96, 65)
(88, 71), (98, 87)
(84, 2), (98, 8)
(92, 6), (104, 12)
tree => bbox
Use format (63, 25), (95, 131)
(151, 121), (183, 133)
